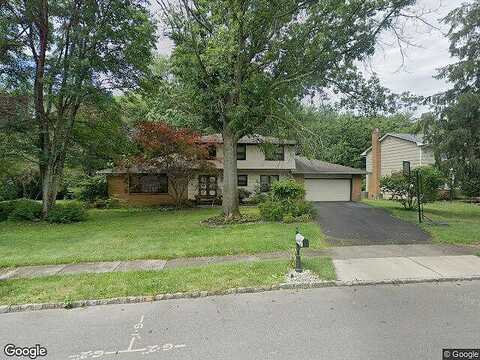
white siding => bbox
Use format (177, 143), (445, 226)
(420, 146), (435, 166)
(380, 136), (421, 177)
(213, 144), (296, 170)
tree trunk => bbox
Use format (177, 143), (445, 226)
(41, 164), (55, 217)
(222, 128), (240, 219)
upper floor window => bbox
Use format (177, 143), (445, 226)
(129, 174), (168, 194)
(207, 145), (217, 159)
(265, 145), (284, 161)
(237, 144), (246, 160)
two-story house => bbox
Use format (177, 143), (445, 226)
(101, 134), (366, 205)
(361, 129), (435, 198)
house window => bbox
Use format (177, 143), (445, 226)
(129, 174), (168, 194)
(260, 175), (279, 192)
(238, 175), (248, 187)
(207, 145), (217, 159)
(265, 145), (284, 161)
(198, 175), (217, 197)
(237, 144), (246, 160)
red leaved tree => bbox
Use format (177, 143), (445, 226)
(129, 122), (216, 207)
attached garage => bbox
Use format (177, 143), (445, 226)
(304, 178), (351, 202)
(294, 157), (366, 202)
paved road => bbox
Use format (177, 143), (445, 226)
(2, 282), (480, 360)
(313, 202), (431, 245)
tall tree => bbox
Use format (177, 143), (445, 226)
(1, 0), (156, 216)
(158, 0), (417, 218)
(424, 1), (480, 197)
(296, 108), (415, 168)
(435, 1), (480, 99)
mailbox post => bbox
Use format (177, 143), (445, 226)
(295, 227), (309, 273)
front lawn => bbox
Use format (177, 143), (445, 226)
(0, 258), (335, 305)
(0, 207), (325, 268)
(363, 200), (480, 245)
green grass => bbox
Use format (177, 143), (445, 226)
(303, 257), (336, 281)
(0, 258), (335, 305)
(363, 200), (480, 245)
(0, 207), (325, 268)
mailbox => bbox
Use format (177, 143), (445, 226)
(295, 232), (309, 248)
(295, 229), (309, 272)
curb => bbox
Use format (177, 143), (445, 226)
(1, 276), (480, 314)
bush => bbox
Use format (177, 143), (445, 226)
(0, 201), (16, 222)
(381, 166), (444, 209)
(459, 164), (480, 198)
(270, 179), (305, 201)
(258, 179), (314, 222)
(246, 192), (268, 205)
(75, 176), (108, 203)
(259, 199), (285, 221)
(9, 199), (42, 221)
(419, 166), (444, 202)
(238, 188), (251, 204)
(46, 202), (87, 223)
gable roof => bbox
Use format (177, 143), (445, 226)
(361, 133), (425, 156)
(293, 157), (366, 175)
(200, 134), (297, 145)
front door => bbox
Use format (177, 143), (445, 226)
(199, 175), (217, 198)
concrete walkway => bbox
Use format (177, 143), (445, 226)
(1, 244), (479, 281)
(334, 255), (480, 282)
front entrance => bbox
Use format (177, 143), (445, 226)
(198, 175), (218, 198)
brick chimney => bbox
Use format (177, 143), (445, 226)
(369, 128), (381, 199)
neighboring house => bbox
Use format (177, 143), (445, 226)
(100, 134), (366, 205)
(361, 129), (435, 198)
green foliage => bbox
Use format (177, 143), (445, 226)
(46, 202), (87, 224)
(238, 188), (252, 204)
(381, 172), (415, 209)
(424, 93), (480, 198)
(297, 108), (415, 168)
(259, 199), (285, 222)
(381, 166), (444, 210)
(259, 180), (314, 222)
(0, 179), (18, 201)
(270, 179), (305, 202)
(0, 201), (16, 222)
(419, 166), (445, 202)
(75, 176), (108, 203)
(1, 0), (156, 214)
(460, 165), (480, 198)
(436, 1), (480, 97)
(9, 199), (42, 221)
(425, 2), (480, 198)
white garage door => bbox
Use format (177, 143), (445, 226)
(304, 178), (351, 202)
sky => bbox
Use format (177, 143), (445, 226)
(151, 0), (464, 99)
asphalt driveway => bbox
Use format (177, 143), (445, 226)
(313, 202), (431, 245)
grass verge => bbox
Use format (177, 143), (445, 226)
(363, 200), (480, 245)
(0, 207), (325, 268)
(0, 258), (335, 306)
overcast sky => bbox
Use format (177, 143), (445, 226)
(151, 0), (464, 98)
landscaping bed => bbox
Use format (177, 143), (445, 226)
(363, 200), (480, 245)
